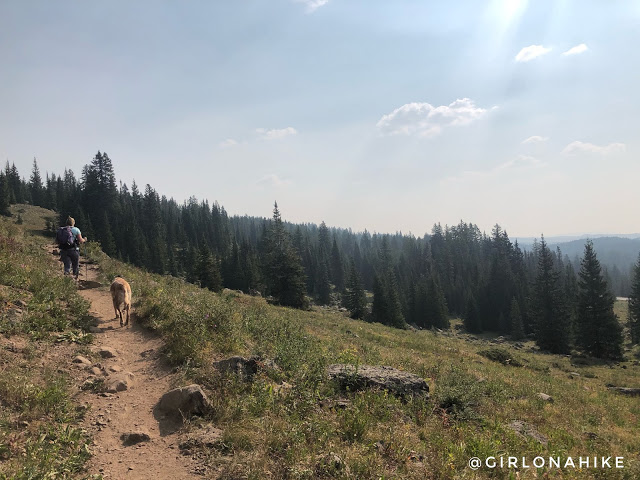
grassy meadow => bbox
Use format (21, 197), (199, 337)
(87, 221), (640, 479)
(2, 204), (640, 479)
(0, 205), (95, 479)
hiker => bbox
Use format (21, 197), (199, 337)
(57, 216), (87, 279)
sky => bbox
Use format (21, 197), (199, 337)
(1, 0), (639, 238)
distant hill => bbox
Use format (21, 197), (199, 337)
(520, 236), (640, 272)
(518, 236), (640, 296)
(515, 233), (640, 246)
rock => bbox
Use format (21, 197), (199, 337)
(96, 347), (118, 359)
(73, 355), (92, 366)
(179, 425), (223, 451)
(536, 393), (554, 403)
(121, 431), (151, 446)
(319, 398), (351, 410)
(81, 377), (103, 391)
(508, 420), (548, 446)
(156, 384), (210, 418)
(106, 372), (134, 393)
(108, 365), (122, 373)
(568, 372), (581, 379)
(315, 452), (347, 476)
(213, 356), (258, 378)
(608, 387), (640, 396)
(88, 366), (103, 376)
(327, 364), (429, 398)
(7, 308), (23, 324)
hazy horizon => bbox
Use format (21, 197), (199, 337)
(2, 1), (639, 238)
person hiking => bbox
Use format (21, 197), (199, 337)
(57, 216), (87, 279)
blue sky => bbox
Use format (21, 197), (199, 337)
(1, 0), (639, 237)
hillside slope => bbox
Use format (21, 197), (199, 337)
(2, 205), (640, 479)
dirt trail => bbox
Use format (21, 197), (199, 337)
(75, 262), (202, 479)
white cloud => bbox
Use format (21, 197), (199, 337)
(522, 135), (549, 144)
(256, 127), (298, 140)
(376, 98), (494, 137)
(256, 174), (291, 188)
(496, 155), (544, 171)
(562, 141), (626, 156)
(515, 45), (552, 62)
(294, 0), (329, 12)
(218, 138), (238, 148)
(562, 44), (588, 56)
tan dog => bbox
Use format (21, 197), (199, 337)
(110, 277), (132, 327)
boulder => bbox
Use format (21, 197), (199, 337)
(608, 386), (640, 396)
(73, 355), (92, 366)
(156, 384), (210, 418)
(96, 347), (118, 359)
(508, 420), (548, 446)
(121, 431), (151, 446)
(536, 393), (554, 403)
(327, 364), (429, 398)
(213, 356), (264, 379)
(106, 372), (134, 393)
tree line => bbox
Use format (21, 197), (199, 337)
(4, 153), (640, 359)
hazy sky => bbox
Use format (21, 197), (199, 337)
(1, 1), (639, 237)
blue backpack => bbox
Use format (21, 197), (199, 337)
(56, 226), (75, 249)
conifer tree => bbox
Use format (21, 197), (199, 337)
(629, 253), (640, 344)
(263, 202), (308, 308)
(510, 297), (525, 340)
(29, 158), (44, 206)
(425, 275), (449, 329)
(0, 173), (10, 216)
(316, 261), (331, 305)
(463, 294), (482, 333)
(531, 237), (571, 354)
(196, 244), (222, 292)
(330, 237), (345, 291)
(343, 260), (367, 319)
(576, 240), (623, 359)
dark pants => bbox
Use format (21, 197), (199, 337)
(60, 248), (79, 276)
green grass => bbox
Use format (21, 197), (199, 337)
(6, 203), (635, 479)
(0, 206), (94, 479)
(83, 237), (640, 479)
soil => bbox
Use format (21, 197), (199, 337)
(73, 262), (204, 479)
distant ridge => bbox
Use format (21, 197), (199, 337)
(515, 233), (640, 246)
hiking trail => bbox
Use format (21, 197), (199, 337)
(73, 260), (203, 479)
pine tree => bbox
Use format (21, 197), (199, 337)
(263, 202), (308, 308)
(343, 260), (367, 319)
(425, 275), (449, 329)
(510, 297), (525, 340)
(0, 173), (10, 216)
(196, 244), (222, 292)
(630, 253), (640, 344)
(29, 158), (44, 206)
(576, 240), (623, 359)
(463, 294), (482, 333)
(531, 237), (571, 354)
(316, 261), (331, 305)
(330, 237), (345, 291)
(371, 272), (405, 328)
